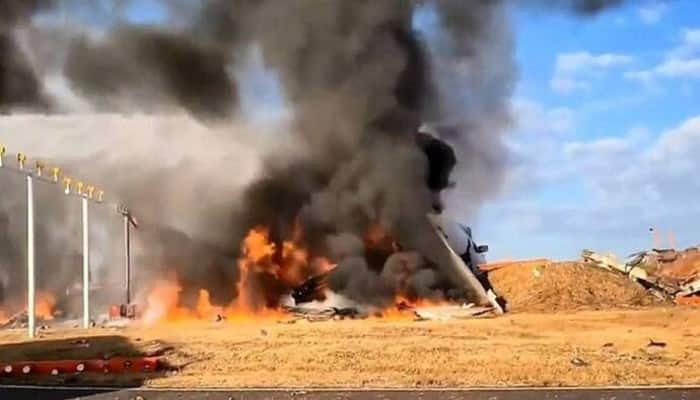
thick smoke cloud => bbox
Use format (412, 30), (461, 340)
(520, 0), (627, 15)
(0, 114), (264, 314)
(0, 0), (631, 312)
(64, 26), (238, 119)
(568, 0), (625, 14)
(0, 0), (54, 111)
(209, 0), (518, 306)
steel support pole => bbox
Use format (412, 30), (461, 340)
(82, 197), (90, 329)
(26, 174), (35, 339)
(124, 214), (131, 305)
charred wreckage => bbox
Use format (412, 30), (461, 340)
(287, 124), (507, 318)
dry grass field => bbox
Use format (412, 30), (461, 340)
(1, 306), (699, 388)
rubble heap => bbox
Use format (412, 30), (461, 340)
(583, 247), (700, 304)
(488, 261), (660, 312)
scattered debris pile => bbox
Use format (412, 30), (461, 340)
(583, 247), (700, 305)
(0, 311), (56, 330)
(281, 302), (495, 322)
(282, 306), (367, 322)
(487, 261), (659, 312)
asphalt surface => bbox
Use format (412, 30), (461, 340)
(1, 386), (700, 400)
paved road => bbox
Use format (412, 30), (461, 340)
(2, 386), (700, 400)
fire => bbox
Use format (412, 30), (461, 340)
(0, 292), (56, 324)
(195, 289), (222, 320)
(315, 257), (337, 274)
(365, 223), (388, 247)
(139, 223), (451, 325)
(393, 294), (449, 309)
(242, 228), (276, 264)
(364, 223), (399, 253)
(35, 291), (57, 321)
(233, 226), (332, 311)
(142, 278), (193, 325)
(378, 294), (452, 320)
(141, 226), (332, 325)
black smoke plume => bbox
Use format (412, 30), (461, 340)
(64, 26), (238, 119)
(0, 0), (54, 111)
(0, 0), (631, 313)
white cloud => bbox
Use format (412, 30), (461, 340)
(614, 16), (628, 27)
(623, 70), (656, 85)
(648, 116), (700, 162)
(550, 76), (590, 94)
(685, 29), (700, 45)
(555, 52), (634, 74)
(511, 99), (574, 135)
(670, 28), (700, 58)
(560, 127), (651, 180)
(637, 2), (668, 25)
(629, 57), (700, 82)
(479, 114), (700, 259)
(551, 52), (633, 94)
(563, 136), (633, 158)
(626, 28), (700, 84)
(656, 58), (700, 78)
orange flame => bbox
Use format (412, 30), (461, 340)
(315, 257), (337, 274)
(141, 226), (325, 324)
(141, 278), (193, 325)
(377, 294), (452, 320)
(196, 289), (223, 320)
(139, 222), (450, 325)
(242, 228), (276, 264)
(35, 291), (57, 321)
(365, 223), (388, 247)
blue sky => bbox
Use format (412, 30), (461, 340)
(117, 1), (700, 261)
(474, 0), (700, 260)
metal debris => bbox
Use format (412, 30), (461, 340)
(412, 304), (496, 321)
(582, 248), (700, 303)
(570, 357), (589, 367)
(648, 339), (667, 348)
(282, 306), (367, 322)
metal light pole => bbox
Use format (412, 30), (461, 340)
(124, 213), (131, 305)
(0, 145), (115, 337)
(82, 196), (90, 329)
(118, 205), (137, 306)
(26, 173), (36, 339)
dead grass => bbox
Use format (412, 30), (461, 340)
(1, 307), (699, 388)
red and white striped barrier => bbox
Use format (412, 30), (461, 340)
(0, 357), (160, 376)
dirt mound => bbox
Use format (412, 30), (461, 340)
(488, 261), (660, 312)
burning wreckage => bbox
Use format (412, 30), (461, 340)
(0, 0), (523, 327)
(0, 125), (505, 329)
(283, 126), (507, 321)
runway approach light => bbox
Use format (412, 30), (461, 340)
(35, 161), (45, 177)
(76, 181), (84, 196)
(17, 153), (26, 170)
(86, 186), (95, 199)
(51, 167), (61, 183)
(0, 145), (5, 167)
(63, 177), (72, 194)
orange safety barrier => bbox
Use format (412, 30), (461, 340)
(0, 357), (160, 376)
